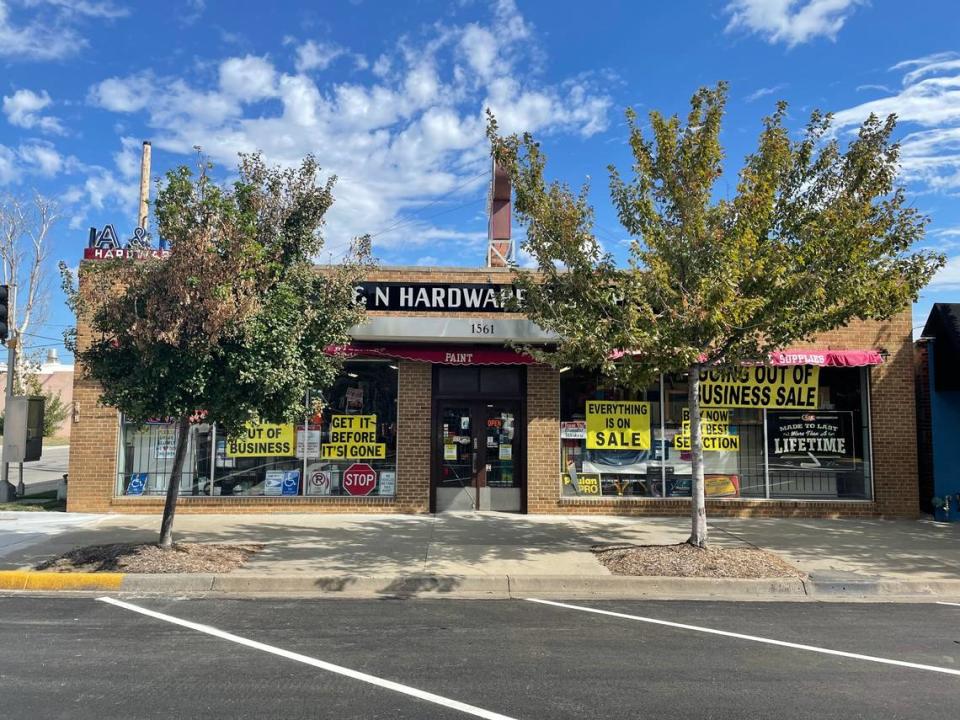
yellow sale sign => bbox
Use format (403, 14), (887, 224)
(585, 400), (651, 450)
(321, 414), (386, 460)
(699, 366), (819, 409)
(227, 423), (295, 457)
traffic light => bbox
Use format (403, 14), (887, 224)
(0, 284), (8, 342)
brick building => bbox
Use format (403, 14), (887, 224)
(67, 169), (919, 517)
(67, 257), (918, 517)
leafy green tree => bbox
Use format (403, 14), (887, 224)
(22, 374), (70, 437)
(488, 83), (944, 547)
(63, 154), (369, 548)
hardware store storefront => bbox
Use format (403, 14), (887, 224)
(68, 266), (921, 518)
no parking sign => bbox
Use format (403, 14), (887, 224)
(310, 470), (332, 495)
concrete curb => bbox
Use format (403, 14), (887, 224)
(4, 571), (960, 601)
(0, 570), (125, 591)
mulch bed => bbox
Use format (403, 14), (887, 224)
(36, 543), (263, 574)
(594, 543), (802, 578)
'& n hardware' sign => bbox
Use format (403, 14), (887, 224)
(84, 224), (171, 260)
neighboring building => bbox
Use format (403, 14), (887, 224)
(0, 349), (74, 439)
(67, 176), (920, 517)
(915, 304), (960, 521)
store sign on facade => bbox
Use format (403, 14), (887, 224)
(84, 224), (171, 260)
(354, 281), (525, 312)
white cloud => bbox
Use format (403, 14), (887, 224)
(2, 88), (64, 133)
(34, 0), (127, 19)
(0, 144), (16, 184)
(87, 1), (612, 259)
(18, 140), (62, 175)
(294, 39), (344, 73)
(929, 255), (960, 288)
(219, 55), (277, 102)
(0, 0), (127, 61)
(745, 84), (786, 102)
(724, 0), (864, 47)
(832, 52), (960, 192)
(88, 73), (154, 112)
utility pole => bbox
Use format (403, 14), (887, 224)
(138, 140), (152, 231)
(0, 284), (16, 502)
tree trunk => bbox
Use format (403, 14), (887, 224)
(158, 413), (191, 549)
(687, 364), (708, 548)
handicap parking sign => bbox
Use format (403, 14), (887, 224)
(281, 470), (300, 496)
(126, 473), (148, 495)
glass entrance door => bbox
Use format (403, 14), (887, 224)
(434, 401), (523, 512)
(436, 405), (477, 511)
(480, 403), (521, 511)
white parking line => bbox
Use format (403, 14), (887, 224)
(937, 601), (960, 608)
(527, 598), (960, 678)
(98, 597), (518, 720)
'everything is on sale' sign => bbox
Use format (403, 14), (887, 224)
(585, 401), (651, 450)
(321, 415), (386, 460)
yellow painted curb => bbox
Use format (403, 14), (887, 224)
(0, 571), (125, 591)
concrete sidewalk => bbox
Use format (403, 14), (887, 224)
(1, 512), (959, 599)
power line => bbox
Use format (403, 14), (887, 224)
(18, 331), (67, 343)
(366, 169), (490, 240)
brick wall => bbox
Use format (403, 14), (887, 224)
(66, 306), (121, 513)
(526, 365), (560, 512)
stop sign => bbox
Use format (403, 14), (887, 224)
(343, 463), (377, 496)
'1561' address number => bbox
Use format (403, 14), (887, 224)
(470, 322), (495, 335)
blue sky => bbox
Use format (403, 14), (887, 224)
(1, 0), (959, 359)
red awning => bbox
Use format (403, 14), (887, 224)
(612, 348), (886, 367)
(327, 344), (537, 365)
(768, 349), (885, 367)
(328, 345), (883, 368)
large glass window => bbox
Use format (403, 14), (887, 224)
(116, 360), (399, 498)
(560, 370), (663, 498)
(560, 366), (873, 501)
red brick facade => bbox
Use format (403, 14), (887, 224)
(68, 266), (919, 518)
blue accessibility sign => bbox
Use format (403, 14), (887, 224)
(126, 473), (148, 495)
(281, 470), (300, 496)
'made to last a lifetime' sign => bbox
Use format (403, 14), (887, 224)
(585, 401), (651, 450)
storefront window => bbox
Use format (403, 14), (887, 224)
(559, 370), (663, 498)
(560, 366), (873, 501)
(308, 360), (398, 497)
(116, 360), (399, 498)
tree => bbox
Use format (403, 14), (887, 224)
(488, 83), (944, 547)
(0, 193), (58, 392)
(63, 153), (369, 548)
(22, 373), (70, 437)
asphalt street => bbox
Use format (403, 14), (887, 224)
(16, 445), (69, 494)
(1, 596), (959, 719)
